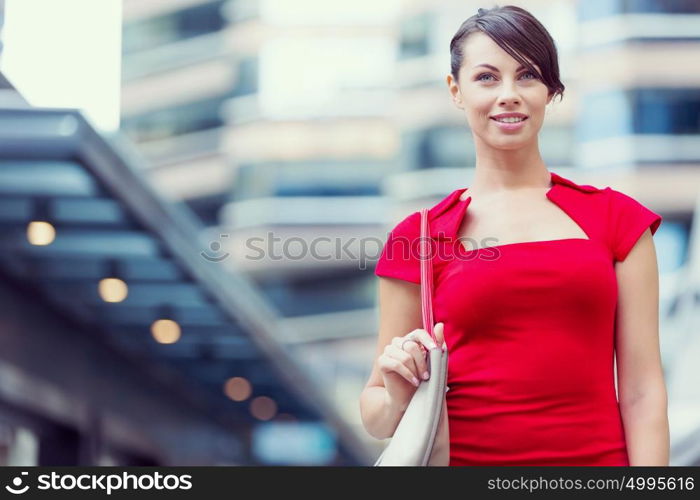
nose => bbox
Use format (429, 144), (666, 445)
(497, 80), (521, 105)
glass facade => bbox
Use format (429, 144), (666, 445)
(634, 88), (700, 135)
(256, 271), (376, 317)
(122, 0), (227, 55)
(401, 126), (471, 170)
(233, 56), (259, 97)
(578, 88), (700, 140)
(121, 92), (234, 142)
(579, 0), (700, 21)
(401, 125), (574, 170)
(182, 192), (230, 226)
(398, 12), (432, 59)
(233, 161), (385, 200)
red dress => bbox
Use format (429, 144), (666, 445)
(374, 171), (663, 466)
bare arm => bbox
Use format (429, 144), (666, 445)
(615, 228), (670, 466)
(359, 276), (429, 440)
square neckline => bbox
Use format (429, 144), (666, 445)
(453, 171), (592, 255)
(455, 237), (592, 256)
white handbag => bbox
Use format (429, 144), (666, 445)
(374, 208), (450, 466)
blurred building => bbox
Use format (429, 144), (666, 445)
(119, 0), (700, 464)
(0, 68), (371, 465)
(0, 0), (5, 58)
(121, 0), (236, 225)
(120, 0), (402, 453)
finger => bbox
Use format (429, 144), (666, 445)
(433, 322), (446, 350)
(391, 335), (410, 349)
(378, 354), (419, 387)
(392, 332), (428, 354)
(387, 345), (419, 380)
(401, 341), (429, 381)
(409, 328), (438, 351)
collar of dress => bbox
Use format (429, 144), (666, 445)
(427, 170), (601, 241)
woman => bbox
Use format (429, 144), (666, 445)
(359, 5), (670, 466)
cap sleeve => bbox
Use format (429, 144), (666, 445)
(606, 187), (662, 262)
(374, 211), (422, 284)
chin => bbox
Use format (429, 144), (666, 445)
(489, 137), (530, 150)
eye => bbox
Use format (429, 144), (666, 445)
(476, 71), (538, 82)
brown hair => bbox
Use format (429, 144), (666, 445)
(449, 5), (565, 103)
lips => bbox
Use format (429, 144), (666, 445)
(491, 116), (528, 131)
(491, 112), (528, 120)
(490, 116), (528, 122)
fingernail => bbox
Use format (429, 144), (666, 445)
(412, 377), (419, 386)
(422, 371), (430, 380)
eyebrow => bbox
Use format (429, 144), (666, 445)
(473, 64), (528, 72)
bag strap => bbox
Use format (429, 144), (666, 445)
(419, 208), (436, 343)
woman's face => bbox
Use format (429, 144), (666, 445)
(446, 31), (553, 150)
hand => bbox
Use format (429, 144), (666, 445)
(377, 323), (445, 411)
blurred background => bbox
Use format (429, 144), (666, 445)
(0, 0), (697, 466)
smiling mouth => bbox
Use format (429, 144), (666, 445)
(490, 117), (528, 123)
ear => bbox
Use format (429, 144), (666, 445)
(446, 74), (464, 109)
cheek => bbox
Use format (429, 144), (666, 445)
(530, 109), (546, 125)
(463, 101), (492, 122)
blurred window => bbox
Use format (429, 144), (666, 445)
(579, 0), (700, 21)
(399, 13), (432, 59)
(257, 272), (376, 317)
(122, 93), (231, 141)
(123, 0), (227, 54)
(234, 161), (384, 199)
(233, 56), (259, 97)
(579, 88), (700, 140)
(634, 88), (700, 135)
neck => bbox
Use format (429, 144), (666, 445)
(467, 139), (551, 197)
